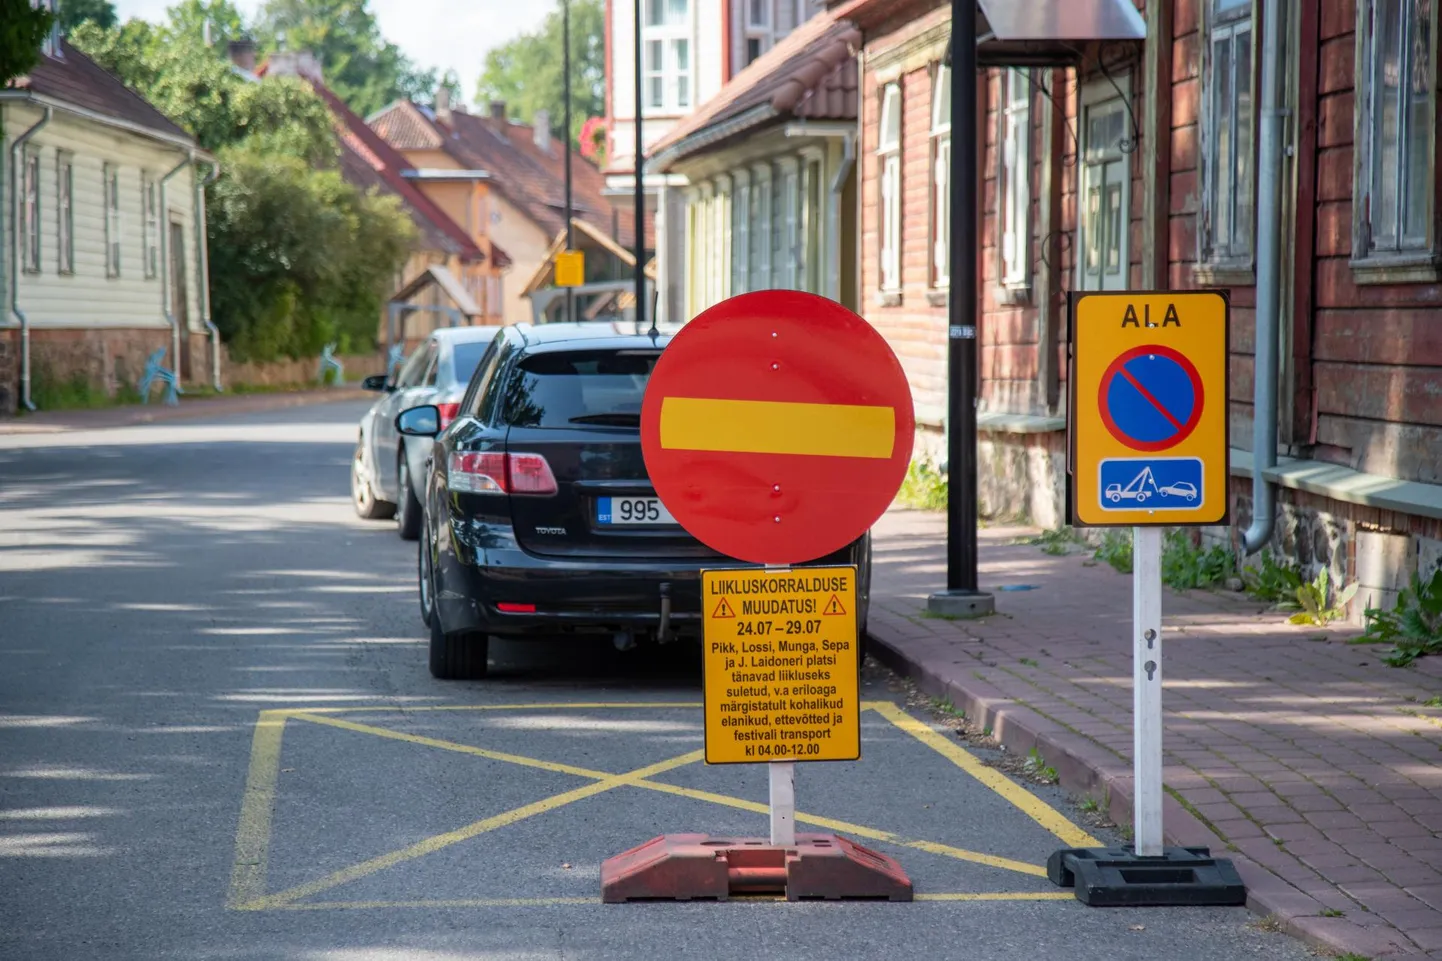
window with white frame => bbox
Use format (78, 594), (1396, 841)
(732, 172), (751, 292)
(644, 0), (691, 112)
(104, 163), (121, 277)
(56, 152), (73, 274)
(1201, 0), (1254, 267)
(1357, 0), (1435, 261)
(930, 66), (950, 287)
(878, 83), (902, 292)
(999, 68), (1032, 287)
(21, 148), (40, 274)
(143, 175), (160, 279)
(741, 0), (812, 66)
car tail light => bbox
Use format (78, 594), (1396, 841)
(447, 451), (557, 495)
(436, 402), (462, 428)
(496, 602), (537, 613)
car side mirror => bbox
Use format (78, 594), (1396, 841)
(362, 373), (391, 392)
(396, 405), (441, 436)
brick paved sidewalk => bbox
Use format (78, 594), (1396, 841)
(869, 507), (1442, 961)
(0, 387), (367, 435)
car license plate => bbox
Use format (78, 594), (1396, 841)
(597, 496), (676, 526)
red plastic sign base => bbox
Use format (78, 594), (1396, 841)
(600, 833), (913, 903)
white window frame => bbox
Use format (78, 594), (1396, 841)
(104, 163), (122, 278)
(1199, 0), (1255, 274)
(56, 151), (73, 275)
(644, 0), (692, 113)
(1353, 0), (1439, 282)
(930, 66), (951, 288)
(731, 170), (751, 292)
(878, 83), (902, 293)
(998, 67), (1032, 289)
(143, 174), (160, 279)
(21, 147), (41, 274)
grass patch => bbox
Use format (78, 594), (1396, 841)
(1319, 908), (1345, 918)
(1160, 530), (1236, 591)
(1242, 551), (1304, 604)
(1283, 568), (1357, 627)
(1094, 530), (1134, 574)
(27, 370), (141, 411)
(898, 459), (948, 511)
(1023, 748), (1058, 783)
(1079, 796), (1100, 813)
(1025, 527), (1077, 556)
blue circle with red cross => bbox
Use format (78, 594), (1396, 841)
(1097, 345), (1205, 452)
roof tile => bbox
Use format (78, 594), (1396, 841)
(10, 41), (194, 143)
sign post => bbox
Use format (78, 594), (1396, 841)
(1048, 290), (1246, 906)
(601, 290), (914, 903)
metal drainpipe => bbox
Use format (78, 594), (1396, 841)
(159, 154), (191, 379)
(1242, 0), (1285, 554)
(827, 132), (855, 304)
(10, 106), (52, 411)
(194, 156), (222, 390)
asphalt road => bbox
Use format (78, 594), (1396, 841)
(0, 401), (1316, 961)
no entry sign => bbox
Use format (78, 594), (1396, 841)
(641, 291), (915, 565)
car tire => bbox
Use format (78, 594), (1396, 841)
(396, 453), (422, 541)
(418, 535), (434, 629)
(429, 618), (489, 680)
(352, 444), (396, 520)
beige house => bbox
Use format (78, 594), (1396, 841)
(2, 37), (214, 413)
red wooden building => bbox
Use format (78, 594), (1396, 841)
(841, 0), (1442, 610)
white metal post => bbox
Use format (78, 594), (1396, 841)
(769, 761), (796, 846)
(1132, 526), (1164, 856)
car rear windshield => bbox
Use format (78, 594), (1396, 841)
(451, 342), (492, 384)
(499, 349), (659, 429)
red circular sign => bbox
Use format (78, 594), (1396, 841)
(641, 291), (915, 565)
(1097, 345), (1205, 452)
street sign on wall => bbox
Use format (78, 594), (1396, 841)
(641, 290), (916, 565)
(1069, 291), (1230, 527)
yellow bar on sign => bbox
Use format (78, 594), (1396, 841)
(659, 397), (895, 459)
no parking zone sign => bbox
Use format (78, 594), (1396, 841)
(1068, 291), (1230, 527)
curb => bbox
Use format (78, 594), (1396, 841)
(868, 626), (1420, 960)
(0, 388), (368, 434)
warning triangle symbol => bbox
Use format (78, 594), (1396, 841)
(712, 597), (736, 618)
(822, 594), (847, 616)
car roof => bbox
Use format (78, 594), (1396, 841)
(429, 326), (505, 346)
(508, 322), (672, 354)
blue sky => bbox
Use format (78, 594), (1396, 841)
(111, 0), (555, 105)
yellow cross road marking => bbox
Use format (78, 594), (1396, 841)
(869, 701), (1101, 849)
(228, 700), (1098, 911)
(227, 710), (288, 908)
(240, 748), (704, 910)
(659, 397), (895, 458)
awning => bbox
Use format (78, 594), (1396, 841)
(974, 0), (1146, 66)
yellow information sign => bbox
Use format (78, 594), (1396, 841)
(554, 249), (585, 287)
(702, 566), (859, 764)
(1070, 291), (1230, 528)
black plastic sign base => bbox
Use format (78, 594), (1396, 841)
(1048, 845), (1247, 907)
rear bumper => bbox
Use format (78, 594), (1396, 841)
(433, 527), (869, 639)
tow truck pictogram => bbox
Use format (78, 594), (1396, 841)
(1104, 467), (1200, 504)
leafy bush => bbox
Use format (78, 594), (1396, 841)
(1160, 530), (1236, 590)
(1095, 530), (1133, 574)
(1242, 551), (1304, 604)
(1284, 567), (1357, 626)
(898, 459), (948, 511)
(1358, 569), (1442, 666)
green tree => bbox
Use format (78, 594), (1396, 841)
(475, 0), (603, 143)
(207, 145), (415, 359)
(164, 0), (246, 50)
(58, 0), (117, 31)
(1, 0), (55, 85)
(253, 0), (435, 116)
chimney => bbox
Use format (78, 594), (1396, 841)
(267, 50), (322, 81)
(533, 110), (551, 153)
(227, 38), (256, 73)
(436, 86), (452, 125)
(489, 100), (507, 122)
